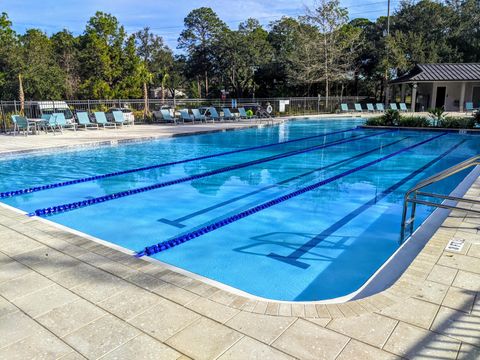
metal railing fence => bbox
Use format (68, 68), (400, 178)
(0, 96), (367, 132)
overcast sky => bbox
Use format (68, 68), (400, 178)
(2, 0), (398, 50)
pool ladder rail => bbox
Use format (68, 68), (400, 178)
(400, 155), (480, 242)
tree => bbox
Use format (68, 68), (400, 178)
(289, 0), (361, 103)
(216, 19), (273, 97)
(51, 30), (80, 99)
(447, 0), (480, 62)
(135, 27), (174, 100)
(0, 13), (19, 100)
(262, 17), (302, 96)
(17, 29), (65, 100)
(178, 7), (227, 97)
(78, 12), (126, 98)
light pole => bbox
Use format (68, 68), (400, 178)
(384, 0), (391, 106)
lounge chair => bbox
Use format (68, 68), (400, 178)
(238, 107), (254, 119)
(366, 103), (375, 112)
(354, 103), (363, 112)
(53, 113), (77, 132)
(222, 108), (236, 121)
(94, 112), (117, 129)
(389, 103), (398, 111)
(192, 109), (207, 122)
(208, 107), (221, 122)
(11, 115), (34, 136)
(375, 103), (385, 112)
(465, 102), (474, 113)
(77, 112), (99, 130)
(399, 103), (408, 112)
(179, 109), (193, 123)
(160, 109), (176, 125)
(112, 111), (126, 127)
(340, 103), (349, 112)
(40, 114), (57, 133)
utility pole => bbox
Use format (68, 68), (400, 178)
(384, 0), (391, 106)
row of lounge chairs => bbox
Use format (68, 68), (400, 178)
(159, 107), (258, 125)
(10, 111), (129, 136)
(341, 103), (409, 113)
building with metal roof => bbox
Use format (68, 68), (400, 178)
(390, 63), (480, 112)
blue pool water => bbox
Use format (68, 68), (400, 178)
(1, 118), (478, 301)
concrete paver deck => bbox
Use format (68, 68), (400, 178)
(0, 123), (479, 359)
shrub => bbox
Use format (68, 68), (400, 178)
(427, 108), (446, 127)
(398, 116), (430, 127)
(439, 116), (475, 129)
(365, 116), (384, 126)
(474, 111), (480, 127)
(382, 109), (401, 126)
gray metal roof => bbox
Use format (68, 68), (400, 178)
(390, 63), (480, 83)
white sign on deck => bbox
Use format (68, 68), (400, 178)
(445, 238), (465, 252)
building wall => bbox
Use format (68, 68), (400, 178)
(465, 82), (480, 106)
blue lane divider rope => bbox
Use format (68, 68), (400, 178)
(29, 130), (393, 217)
(137, 132), (448, 257)
(1, 127), (360, 199)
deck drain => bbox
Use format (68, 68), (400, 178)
(445, 238), (465, 252)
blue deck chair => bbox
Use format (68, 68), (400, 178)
(366, 103), (375, 112)
(77, 112), (99, 130)
(192, 109), (207, 122)
(399, 103), (408, 112)
(208, 107), (221, 122)
(340, 103), (349, 112)
(160, 109), (176, 124)
(40, 114), (56, 133)
(112, 111), (126, 127)
(465, 102), (474, 113)
(94, 112), (117, 129)
(354, 103), (363, 112)
(375, 103), (385, 112)
(222, 108), (236, 121)
(238, 107), (253, 119)
(11, 115), (34, 136)
(179, 109), (193, 123)
(389, 103), (398, 111)
(53, 113), (77, 132)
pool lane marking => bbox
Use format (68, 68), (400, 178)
(29, 130), (393, 217)
(137, 132), (448, 257)
(158, 136), (411, 228)
(1, 127), (359, 199)
(267, 138), (467, 269)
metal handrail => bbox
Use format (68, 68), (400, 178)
(400, 155), (480, 242)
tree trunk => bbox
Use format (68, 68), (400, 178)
(205, 71), (209, 98)
(18, 74), (25, 115)
(324, 35), (329, 112)
(143, 81), (149, 119)
(197, 77), (201, 98)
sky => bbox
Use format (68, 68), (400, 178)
(2, 0), (398, 50)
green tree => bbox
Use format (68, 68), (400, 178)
(51, 30), (80, 99)
(135, 27), (174, 100)
(17, 29), (65, 100)
(78, 12), (126, 98)
(217, 19), (273, 97)
(178, 7), (227, 97)
(0, 13), (19, 100)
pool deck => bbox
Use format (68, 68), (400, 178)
(0, 121), (479, 359)
(0, 121), (279, 156)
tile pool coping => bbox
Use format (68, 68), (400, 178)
(0, 179), (478, 359)
(0, 118), (479, 358)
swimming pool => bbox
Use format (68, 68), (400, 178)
(1, 118), (478, 301)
